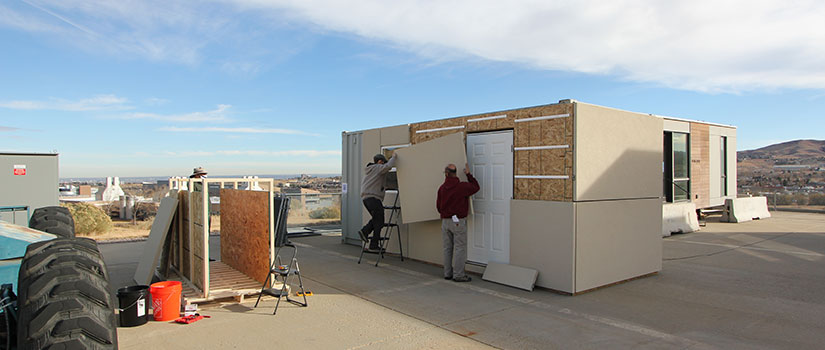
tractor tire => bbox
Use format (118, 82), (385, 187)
(29, 206), (73, 226)
(16, 238), (118, 350)
(29, 206), (75, 238)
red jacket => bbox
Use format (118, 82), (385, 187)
(436, 173), (480, 219)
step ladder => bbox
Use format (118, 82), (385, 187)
(254, 242), (308, 314)
(358, 193), (404, 266)
(254, 195), (308, 314)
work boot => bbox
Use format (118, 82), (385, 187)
(452, 276), (472, 282)
(358, 228), (369, 242)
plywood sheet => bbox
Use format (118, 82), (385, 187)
(395, 132), (468, 224)
(133, 197), (178, 285)
(574, 102), (663, 201)
(219, 189), (271, 284)
(575, 198), (662, 293)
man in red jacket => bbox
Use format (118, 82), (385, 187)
(436, 163), (480, 282)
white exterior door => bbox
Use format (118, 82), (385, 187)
(467, 131), (513, 264)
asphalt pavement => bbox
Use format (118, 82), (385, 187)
(103, 211), (825, 349)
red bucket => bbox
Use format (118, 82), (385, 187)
(149, 281), (182, 321)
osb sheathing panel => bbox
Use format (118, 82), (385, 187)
(408, 103), (574, 202)
(191, 190), (207, 291)
(409, 117), (467, 144)
(193, 256), (205, 291)
(690, 123), (710, 209)
(219, 189), (271, 284)
(179, 191), (191, 278)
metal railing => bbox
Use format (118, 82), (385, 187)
(280, 192), (342, 229)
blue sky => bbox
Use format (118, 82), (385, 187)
(1, 0), (823, 178)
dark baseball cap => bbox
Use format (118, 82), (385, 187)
(374, 154), (388, 163)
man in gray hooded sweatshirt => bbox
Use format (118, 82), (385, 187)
(360, 153), (397, 251)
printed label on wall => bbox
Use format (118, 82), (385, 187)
(342, 183), (348, 194)
(13, 164), (26, 176)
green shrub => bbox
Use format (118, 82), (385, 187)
(62, 202), (113, 236)
(308, 207), (340, 219)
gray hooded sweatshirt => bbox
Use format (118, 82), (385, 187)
(361, 154), (397, 201)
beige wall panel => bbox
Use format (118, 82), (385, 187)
(380, 125), (410, 146)
(574, 102), (663, 201)
(220, 189), (271, 284)
(395, 132), (468, 224)
(574, 198), (662, 292)
(406, 220), (443, 264)
(690, 123), (710, 208)
(663, 119), (690, 133)
(509, 200), (575, 293)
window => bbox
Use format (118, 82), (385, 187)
(664, 131), (690, 202)
(721, 136), (728, 196)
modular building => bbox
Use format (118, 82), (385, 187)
(0, 152), (59, 224)
(341, 100), (736, 294)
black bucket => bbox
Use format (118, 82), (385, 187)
(117, 285), (150, 327)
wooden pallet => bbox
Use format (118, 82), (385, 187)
(172, 261), (286, 304)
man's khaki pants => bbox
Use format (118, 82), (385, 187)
(442, 218), (467, 279)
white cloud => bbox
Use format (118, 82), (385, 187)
(0, 126), (21, 132)
(0, 94), (130, 111)
(159, 125), (319, 136)
(227, 0), (825, 92)
(116, 104), (233, 122)
(3, 1), (824, 92)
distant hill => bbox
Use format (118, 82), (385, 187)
(737, 139), (825, 192)
(739, 139), (825, 161)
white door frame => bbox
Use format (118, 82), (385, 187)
(467, 130), (513, 264)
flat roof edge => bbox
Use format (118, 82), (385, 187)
(659, 115), (736, 129)
(0, 152), (59, 156)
